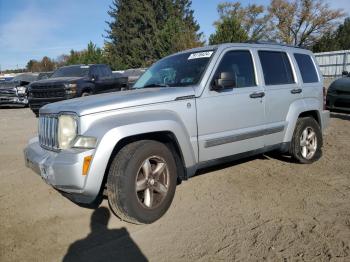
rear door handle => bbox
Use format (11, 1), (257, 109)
(291, 88), (302, 94)
(250, 92), (265, 98)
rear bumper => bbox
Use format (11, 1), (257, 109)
(23, 137), (97, 204)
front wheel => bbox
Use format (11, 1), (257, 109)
(107, 140), (177, 224)
(290, 117), (323, 164)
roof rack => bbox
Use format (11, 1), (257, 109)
(244, 40), (306, 49)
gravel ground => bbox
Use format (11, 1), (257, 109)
(0, 108), (349, 261)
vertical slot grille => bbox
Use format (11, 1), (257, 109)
(39, 115), (59, 150)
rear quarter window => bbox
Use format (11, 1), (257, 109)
(258, 51), (295, 85)
(294, 53), (319, 83)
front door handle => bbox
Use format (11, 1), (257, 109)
(250, 92), (265, 98)
(291, 88), (302, 94)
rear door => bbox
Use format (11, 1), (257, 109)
(196, 48), (266, 162)
(257, 49), (302, 146)
(293, 53), (322, 105)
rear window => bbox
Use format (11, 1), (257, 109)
(294, 53), (319, 83)
(258, 51), (294, 85)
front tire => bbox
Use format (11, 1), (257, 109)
(290, 117), (323, 164)
(107, 140), (177, 224)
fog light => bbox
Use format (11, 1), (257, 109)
(82, 155), (92, 176)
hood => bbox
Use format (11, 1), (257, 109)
(31, 76), (85, 85)
(329, 77), (350, 92)
(40, 86), (195, 116)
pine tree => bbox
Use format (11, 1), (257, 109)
(105, 0), (203, 69)
(105, 0), (158, 69)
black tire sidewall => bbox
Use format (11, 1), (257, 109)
(108, 140), (177, 224)
(291, 117), (323, 164)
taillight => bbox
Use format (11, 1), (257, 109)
(323, 86), (327, 110)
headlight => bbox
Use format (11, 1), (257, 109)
(16, 86), (27, 94)
(58, 114), (77, 149)
(72, 136), (97, 149)
(64, 83), (77, 95)
(64, 83), (77, 88)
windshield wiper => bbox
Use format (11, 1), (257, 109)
(142, 83), (169, 88)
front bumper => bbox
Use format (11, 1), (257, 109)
(326, 93), (350, 112)
(0, 96), (28, 106)
(23, 137), (97, 203)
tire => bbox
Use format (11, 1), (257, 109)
(107, 140), (178, 224)
(290, 117), (323, 164)
(81, 91), (91, 97)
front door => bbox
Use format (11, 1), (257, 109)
(196, 49), (266, 162)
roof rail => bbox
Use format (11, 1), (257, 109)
(245, 40), (306, 49)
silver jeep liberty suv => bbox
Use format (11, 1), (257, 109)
(24, 43), (330, 224)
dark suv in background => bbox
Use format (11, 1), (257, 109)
(28, 64), (128, 116)
(326, 71), (350, 112)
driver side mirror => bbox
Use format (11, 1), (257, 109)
(91, 74), (99, 81)
(211, 72), (236, 91)
(342, 71), (349, 77)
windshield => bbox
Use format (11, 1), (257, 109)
(134, 50), (215, 88)
(51, 66), (89, 78)
(12, 74), (38, 82)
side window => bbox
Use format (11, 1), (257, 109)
(89, 67), (97, 77)
(213, 50), (256, 88)
(294, 53), (319, 83)
(258, 51), (294, 85)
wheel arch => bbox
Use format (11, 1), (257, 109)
(283, 98), (322, 143)
(81, 113), (197, 202)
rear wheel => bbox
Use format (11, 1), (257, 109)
(107, 140), (177, 224)
(290, 117), (323, 164)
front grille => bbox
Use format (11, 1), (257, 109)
(0, 89), (17, 97)
(39, 115), (59, 150)
(30, 84), (65, 98)
(30, 89), (65, 98)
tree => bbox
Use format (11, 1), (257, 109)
(336, 17), (350, 50)
(65, 41), (105, 65)
(313, 17), (350, 52)
(105, 0), (158, 69)
(269, 0), (344, 47)
(26, 59), (39, 72)
(209, 17), (248, 45)
(214, 2), (271, 41)
(105, 0), (203, 69)
(40, 56), (55, 72)
(156, 0), (204, 57)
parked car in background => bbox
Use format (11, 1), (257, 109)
(24, 43), (329, 224)
(0, 76), (15, 82)
(0, 73), (38, 107)
(122, 68), (147, 86)
(28, 64), (128, 116)
(326, 71), (350, 112)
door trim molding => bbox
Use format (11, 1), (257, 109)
(204, 125), (285, 148)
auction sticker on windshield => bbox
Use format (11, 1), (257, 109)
(188, 51), (213, 60)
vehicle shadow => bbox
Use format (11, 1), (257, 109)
(63, 207), (147, 262)
(330, 112), (350, 121)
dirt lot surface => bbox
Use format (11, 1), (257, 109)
(0, 108), (349, 261)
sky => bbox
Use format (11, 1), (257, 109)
(0, 0), (349, 70)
